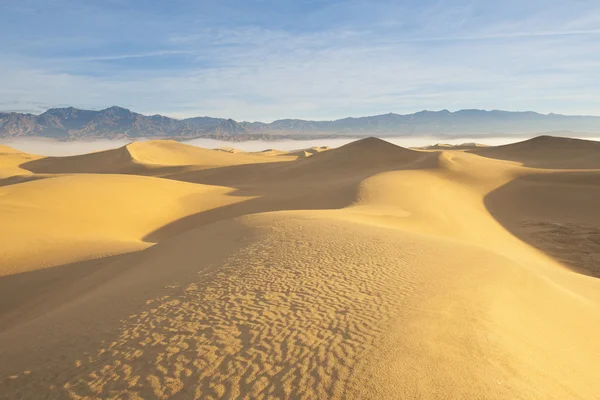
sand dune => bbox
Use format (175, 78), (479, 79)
(471, 135), (600, 168)
(256, 148), (287, 156)
(0, 145), (42, 179)
(420, 142), (488, 150)
(20, 140), (292, 175)
(1, 135), (599, 399)
(285, 145), (330, 157)
(0, 174), (252, 276)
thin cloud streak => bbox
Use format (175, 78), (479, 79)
(62, 50), (196, 62)
(383, 28), (600, 44)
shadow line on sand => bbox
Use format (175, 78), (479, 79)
(484, 170), (600, 278)
(143, 146), (440, 242)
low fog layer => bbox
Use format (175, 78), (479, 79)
(0, 136), (561, 157)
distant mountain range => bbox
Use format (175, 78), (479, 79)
(2, 106), (600, 141)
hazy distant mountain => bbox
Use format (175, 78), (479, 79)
(2, 106), (600, 140)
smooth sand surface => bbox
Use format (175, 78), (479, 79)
(1, 136), (599, 399)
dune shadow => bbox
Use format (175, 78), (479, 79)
(0, 252), (141, 332)
(18, 145), (192, 177)
(469, 136), (600, 169)
(0, 174), (52, 187)
(144, 142), (440, 242)
(484, 171), (600, 277)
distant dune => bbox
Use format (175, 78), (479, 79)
(419, 142), (489, 150)
(470, 135), (600, 168)
(1, 135), (599, 399)
(20, 139), (295, 175)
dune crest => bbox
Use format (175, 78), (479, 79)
(1, 135), (599, 399)
(470, 135), (600, 168)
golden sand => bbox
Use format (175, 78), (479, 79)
(1, 137), (599, 399)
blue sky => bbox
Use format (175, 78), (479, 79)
(1, 0), (600, 121)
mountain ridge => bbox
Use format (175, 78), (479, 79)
(2, 106), (600, 141)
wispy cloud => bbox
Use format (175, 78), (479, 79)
(384, 28), (600, 43)
(66, 50), (196, 62)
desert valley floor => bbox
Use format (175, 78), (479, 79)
(0, 136), (599, 399)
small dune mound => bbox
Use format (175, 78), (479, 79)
(460, 142), (488, 148)
(285, 146), (330, 158)
(471, 135), (600, 169)
(422, 143), (488, 150)
(423, 143), (454, 150)
(258, 149), (287, 156)
(286, 149), (313, 158)
(215, 147), (242, 154)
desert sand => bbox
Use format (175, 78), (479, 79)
(1, 136), (599, 399)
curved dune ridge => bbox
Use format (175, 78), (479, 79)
(18, 140), (295, 175)
(0, 145), (42, 179)
(470, 135), (600, 168)
(1, 136), (600, 399)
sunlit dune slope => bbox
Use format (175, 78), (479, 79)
(2, 210), (599, 399)
(0, 174), (251, 276)
(470, 135), (600, 168)
(1, 136), (600, 400)
(0, 145), (42, 179)
(126, 140), (289, 166)
(19, 140), (293, 175)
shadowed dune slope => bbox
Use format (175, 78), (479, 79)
(304, 137), (425, 169)
(165, 137), (437, 187)
(485, 170), (600, 277)
(470, 135), (600, 168)
(1, 137), (600, 399)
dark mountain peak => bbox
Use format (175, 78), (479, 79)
(102, 106), (132, 113)
(456, 109), (487, 115)
(99, 106), (135, 118)
(42, 106), (87, 115)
